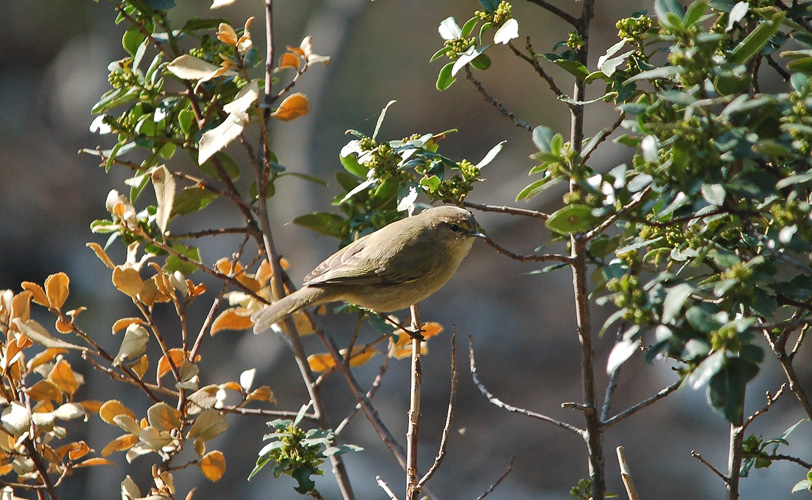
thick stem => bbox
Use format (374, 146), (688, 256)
(727, 418), (744, 500)
(406, 305), (422, 500)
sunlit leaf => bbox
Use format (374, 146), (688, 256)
(187, 409), (229, 442)
(199, 450), (226, 481)
(112, 267), (143, 298)
(45, 272), (70, 311)
(102, 434), (139, 457)
(113, 324), (149, 366)
(21, 281), (49, 306)
(246, 386), (275, 403)
(211, 308), (254, 335)
(148, 402), (182, 432)
(152, 165), (175, 235)
(48, 359), (80, 396)
(271, 92), (310, 121)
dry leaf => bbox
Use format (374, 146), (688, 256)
(99, 400), (136, 425)
(48, 359), (80, 396)
(271, 92), (310, 121)
(86, 242), (116, 269)
(21, 281), (48, 306)
(44, 273), (70, 311)
(199, 450), (226, 481)
(211, 309), (253, 335)
(112, 267), (143, 298)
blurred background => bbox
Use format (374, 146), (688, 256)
(1, 0), (810, 498)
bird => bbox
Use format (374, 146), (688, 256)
(251, 205), (484, 334)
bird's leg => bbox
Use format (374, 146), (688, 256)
(378, 313), (425, 341)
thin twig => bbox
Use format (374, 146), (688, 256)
(464, 66), (533, 131)
(581, 111), (626, 163)
(743, 385), (786, 430)
(463, 201), (550, 220)
(335, 355), (391, 435)
(485, 237), (573, 264)
(508, 38), (570, 104)
(600, 324), (626, 422)
(468, 335), (584, 436)
(584, 186), (652, 241)
(377, 476), (400, 500)
(691, 450), (729, 483)
(406, 304), (422, 500)
(602, 379), (681, 428)
(526, 0), (579, 26)
(417, 329), (459, 491)
(476, 457), (515, 500)
(616, 446), (640, 500)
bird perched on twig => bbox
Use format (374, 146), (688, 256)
(252, 205), (485, 334)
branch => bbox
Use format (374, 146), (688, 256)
(484, 237), (573, 264)
(526, 0), (579, 26)
(464, 66), (533, 132)
(468, 335), (585, 437)
(507, 38), (569, 104)
(616, 446), (640, 500)
(581, 111), (626, 164)
(463, 201), (550, 220)
(602, 379), (681, 428)
(417, 330), (459, 491)
(475, 457), (515, 500)
(691, 450), (728, 484)
(583, 186), (652, 241)
(406, 304), (422, 500)
(377, 476), (400, 500)
(743, 385), (786, 430)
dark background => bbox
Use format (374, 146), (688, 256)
(1, 0), (810, 498)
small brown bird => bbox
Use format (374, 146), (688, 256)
(252, 205), (484, 334)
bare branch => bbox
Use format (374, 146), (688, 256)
(484, 237), (573, 264)
(743, 385), (787, 430)
(464, 67), (533, 132)
(616, 446), (640, 500)
(691, 450), (729, 484)
(507, 38), (569, 103)
(476, 457), (515, 500)
(602, 379), (681, 428)
(526, 0), (579, 26)
(417, 329), (459, 491)
(468, 335), (584, 436)
(377, 476), (400, 500)
(463, 201), (550, 220)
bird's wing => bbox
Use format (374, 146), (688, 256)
(304, 232), (429, 287)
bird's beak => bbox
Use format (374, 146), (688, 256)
(471, 228), (487, 239)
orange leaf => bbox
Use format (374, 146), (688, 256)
(10, 290), (32, 322)
(25, 380), (63, 403)
(55, 441), (90, 461)
(112, 318), (146, 335)
(79, 400), (104, 413)
(99, 400), (135, 425)
(101, 433), (138, 457)
(48, 359), (79, 396)
(139, 277), (172, 306)
(278, 52), (301, 71)
(246, 386), (275, 403)
(55, 316), (73, 334)
(74, 457), (116, 468)
(86, 242), (115, 269)
(157, 349), (200, 380)
(112, 267), (143, 298)
(307, 353), (334, 372)
(185, 487), (197, 500)
(199, 450), (226, 481)
(0, 464), (12, 475)
(271, 92), (310, 121)
(211, 309), (253, 335)
(130, 355), (149, 379)
(21, 282), (48, 306)
(286, 45), (305, 57)
(348, 349), (377, 367)
(217, 23), (238, 45)
(220, 381), (242, 392)
(27, 348), (68, 372)
(44, 273), (70, 311)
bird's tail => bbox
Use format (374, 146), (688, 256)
(251, 287), (327, 334)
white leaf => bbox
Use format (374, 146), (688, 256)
(606, 336), (638, 375)
(596, 39), (627, 69)
(121, 475), (141, 500)
(151, 165), (175, 235)
(222, 80), (259, 120)
(727, 2), (749, 31)
(438, 17), (462, 40)
(688, 351), (724, 390)
(211, 0), (238, 8)
(166, 55), (222, 80)
(13, 319), (85, 351)
(113, 324), (149, 366)
(396, 186), (418, 213)
(1, 402), (30, 438)
(53, 403), (86, 421)
(239, 368), (256, 392)
(476, 140), (506, 168)
(493, 19), (519, 44)
(640, 135), (659, 163)
(198, 114), (246, 165)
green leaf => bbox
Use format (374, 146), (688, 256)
(532, 126), (556, 153)
(181, 18), (228, 33)
(684, 1), (708, 27)
(172, 187), (217, 217)
(92, 87), (140, 114)
(122, 25), (147, 56)
(478, 0), (500, 12)
(545, 205), (599, 235)
(279, 172), (328, 186)
(662, 283), (694, 324)
(164, 243), (200, 275)
(373, 100), (396, 141)
(470, 52), (492, 70)
(516, 176), (561, 201)
(293, 212), (347, 239)
(654, 0), (685, 22)
(461, 16), (479, 38)
(554, 59), (590, 80)
(142, 0), (175, 9)
(708, 358), (759, 424)
(436, 62), (456, 91)
(729, 12), (785, 64)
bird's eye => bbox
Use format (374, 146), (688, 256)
(448, 223), (460, 232)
